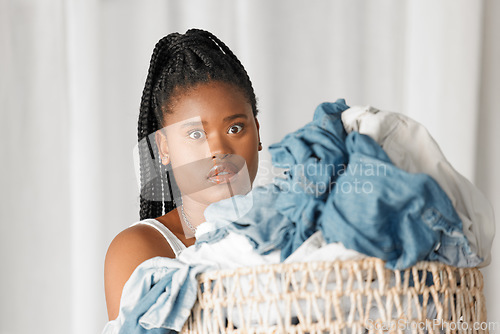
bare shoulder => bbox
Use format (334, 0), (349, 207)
(104, 223), (175, 320)
(106, 223), (176, 265)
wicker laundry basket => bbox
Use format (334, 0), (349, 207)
(180, 258), (487, 334)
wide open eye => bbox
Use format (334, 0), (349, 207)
(188, 130), (206, 140)
(227, 124), (244, 134)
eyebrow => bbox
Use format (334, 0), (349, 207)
(180, 120), (206, 128)
(223, 113), (248, 122)
(180, 114), (248, 128)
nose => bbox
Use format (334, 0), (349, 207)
(208, 133), (233, 159)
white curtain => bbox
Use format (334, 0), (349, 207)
(1, 1), (498, 333)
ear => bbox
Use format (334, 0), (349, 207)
(155, 129), (170, 165)
(255, 117), (262, 151)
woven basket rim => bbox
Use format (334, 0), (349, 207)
(196, 258), (473, 280)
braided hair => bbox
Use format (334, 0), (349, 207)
(137, 29), (258, 220)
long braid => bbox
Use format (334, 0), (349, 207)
(138, 29), (258, 220)
(138, 36), (173, 220)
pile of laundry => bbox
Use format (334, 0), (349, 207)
(103, 99), (494, 334)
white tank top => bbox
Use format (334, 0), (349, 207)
(131, 219), (187, 257)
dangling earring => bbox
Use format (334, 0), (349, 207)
(161, 154), (169, 164)
(258, 141), (263, 151)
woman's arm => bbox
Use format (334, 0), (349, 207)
(104, 224), (175, 321)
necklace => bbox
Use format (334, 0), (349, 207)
(180, 205), (197, 234)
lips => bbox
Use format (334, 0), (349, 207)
(207, 161), (240, 184)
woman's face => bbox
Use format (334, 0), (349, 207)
(157, 81), (260, 205)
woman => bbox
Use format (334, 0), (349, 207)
(104, 29), (262, 321)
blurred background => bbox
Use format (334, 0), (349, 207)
(1, 0), (499, 333)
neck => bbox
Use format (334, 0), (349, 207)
(178, 195), (209, 235)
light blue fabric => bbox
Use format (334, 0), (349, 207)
(199, 184), (297, 256)
(102, 257), (212, 334)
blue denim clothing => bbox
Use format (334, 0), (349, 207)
(341, 105), (494, 267)
(270, 99), (349, 202)
(320, 132), (481, 269)
(202, 99), (481, 269)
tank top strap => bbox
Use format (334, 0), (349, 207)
(131, 219), (187, 257)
